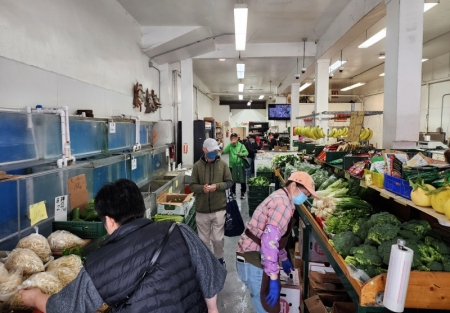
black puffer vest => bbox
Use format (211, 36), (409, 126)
(84, 219), (206, 313)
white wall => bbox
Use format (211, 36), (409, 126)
(0, 0), (167, 121)
(193, 74), (214, 120)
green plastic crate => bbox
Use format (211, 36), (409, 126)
(256, 171), (274, 182)
(248, 185), (270, 197)
(53, 220), (107, 239)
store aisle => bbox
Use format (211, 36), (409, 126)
(217, 154), (256, 313)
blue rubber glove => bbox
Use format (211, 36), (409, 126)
(281, 258), (294, 276)
(265, 279), (279, 307)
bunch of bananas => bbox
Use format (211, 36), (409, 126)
(328, 127), (348, 138)
(293, 126), (325, 140)
(359, 128), (373, 141)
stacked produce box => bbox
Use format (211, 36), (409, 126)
(247, 176), (270, 216)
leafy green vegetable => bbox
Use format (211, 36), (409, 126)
(272, 154), (299, 170)
(424, 236), (450, 255)
(248, 176), (270, 187)
(62, 244), (86, 262)
(427, 261), (443, 271)
(318, 175), (338, 190)
(353, 219), (371, 240)
(326, 208), (372, 235)
(401, 220), (431, 239)
(348, 244), (382, 266)
(368, 212), (401, 228)
(257, 166), (272, 172)
(367, 224), (400, 245)
(418, 243), (444, 263)
(329, 231), (362, 257)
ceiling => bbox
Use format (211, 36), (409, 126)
(117, 0), (450, 102)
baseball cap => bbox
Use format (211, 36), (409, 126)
(287, 172), (319, 199)
(203, 138), (220, 152)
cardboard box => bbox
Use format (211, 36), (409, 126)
(308, 278), (350, 307)
(332, 302), (356, 313)
(299, 220), (328, 263)
(157, 192), (194, 217)
(309, 272), (345, 292)
(294, 242), (304, 278)
(280, 269), (301, 313)
(304, 295), (327, 313)
(308, 262), (335, 273)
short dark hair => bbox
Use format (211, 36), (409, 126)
(94, 179), (145, 225)
(274, 133), (280, 139)
(445, 149), (450, 163)
(230, 133), (238, 139)
(249, 135), (256, 140)
(268, 132), (274, 136)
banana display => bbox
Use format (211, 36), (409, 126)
(293, 126), (325, 140)
(359, 127), (373, 141)
(328, 127), (348, 138)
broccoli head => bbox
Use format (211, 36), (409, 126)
(326, 210), (362, 234)
(415, 264), (430, 271)
(353, 219), (370, 240)
(356, 265), (380, 278)
(401, 220), (431, 239)
(418, 243), (444, 264)
(367, 224), (400, 245)
(349, 244), (382, 266)
(378, 239), (397, 265)
(330, 231), (362, 257)
(443, 256), (450, 272)
(344, 256), (360, 267)
(427, 261), (443, 271)
(424, 236), (450, 255)
(398, 229), (421, 242)
(368, 212), (401, 228)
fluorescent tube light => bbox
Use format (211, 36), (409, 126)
(299, 82), (312, 92)
(422, 58), (429, 62)
(358, 28), (386, 48)
(219, 58), (226, 61)
(379, 73), (385, 76)
(341, 82), (366, 91)
(424, 2), (438, 12)
(238, 83), (244, 92)
(329, 60), (347, 73)
(247, 101), (251, 106)
(259, 95), (264, 99)
(234, 4), (248, 51)
(239, 95), (243, 100)
(379, 54), (385, 59)
(237, 63), (245, 79)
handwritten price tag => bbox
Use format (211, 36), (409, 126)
(334, 168), (339, 174)
(360, 180), (367, 189)
(29, 201), (48, 226)
(132, 158), (137, 170)
(109, 122), (116, 133)
(344, 172), (350, 180)
(54, 195), (68, 221)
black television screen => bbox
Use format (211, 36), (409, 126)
(268, 104), (291, 120)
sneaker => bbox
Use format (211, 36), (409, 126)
(240, 193), (245, 200)
(218, 258), (226, 269)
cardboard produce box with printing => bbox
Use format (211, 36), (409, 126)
(308, 271), (350, 307)
(279, 269), (301, 313)
(157, 191), (194, 217)
(299, 220), (328, 263)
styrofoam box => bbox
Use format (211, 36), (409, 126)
(309, 262), (335, 274)
(299, 221), (329, 263)
(280, 286), (301, 313)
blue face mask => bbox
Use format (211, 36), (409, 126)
(206, 151), (217, 160)
(293, 192), (308, 205)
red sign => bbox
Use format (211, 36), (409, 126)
(331, 90), (339, 98)
(314, 242), (325, 256)
(280, 299), (290, 313)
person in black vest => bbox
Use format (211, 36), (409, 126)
(244, 135), (260, 177)
(19, 179), (226, 313)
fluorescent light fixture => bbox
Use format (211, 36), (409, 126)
(329, 60), (347, 73)
(422, 58), (429, 62)
(259, 95), (264, 99)
(234, 4), (248, 51)
(219, 58), (226, 61)
(238, 83), (244, 92)
(247, 101), (251, 106)
(341, 82), (366, 91)
(379, 54), (385, 59)
(358, 28), (386, 48)
(379, 73), (385, 77)
(236, 63), (245, 79)
(299, 82), (312, 92)
(424, 2), (438, 12)
(239, 95), (243, 100)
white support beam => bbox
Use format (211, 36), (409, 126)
(194, 42), (316, 59)
(141, 26), (201, 50)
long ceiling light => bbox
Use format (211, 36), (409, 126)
(358, 29), (386, 48)
(259, 95), (264, 99)
(238, 83), (244, 92)
(234, 4), (248, 51)
(237, 63), (245, 79)
(424, 2), (438, 13)
(329, 60), (347, 73)
(341, 82), (366, 91)
(299, 82), (312, 92)
(422, 58), (429, 62)
(239, 95), (243, 100)
(380, 73), (385, 76)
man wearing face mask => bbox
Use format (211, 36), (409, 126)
(244, 135), (262, 177)
(222, 133), (249, 199)
(236, 172), (319, 313)
(190, 138), (233, 267)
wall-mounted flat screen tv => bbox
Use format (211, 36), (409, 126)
(268, 104), (291, 120)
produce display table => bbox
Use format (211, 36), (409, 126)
(297, 203), (450, 313)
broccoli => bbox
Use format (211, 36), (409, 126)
(364, 238), (379, 246)
(398, 229), (421, 242)
(443, 256), (450, 272)
(424, 229), (442, 241)
(354, 265), (386, 278)
(401, 220), (431, 239)
(406, 241), (423, 270)
(415, 264), (430, 271)
(353, 219), (370, 240)
(368, 212), (401, 228)
(349, 244), (382, 266)
(326, 208), (370, 235)
(427, 261), (443, 271)
(330, 231), (362, 257)
(344, 256), (360, 267)
(424, 236), (450, 255)
(418, 243), (444, 264)
(367, 224), (400, 245)
(378, 239), (397, 265)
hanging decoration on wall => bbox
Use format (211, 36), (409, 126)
(144, 89), (162, 114)
(133, 82), (145, 112)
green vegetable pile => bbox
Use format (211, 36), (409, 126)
(272, 154), (299, 170)
(257, 166), (272, 172)
(153, 214), (184, 223)
(248, 176), (270, 187)
(328, 211), (450, 277)
(71, 199), (100, 222)
(62, 244), (86, 262)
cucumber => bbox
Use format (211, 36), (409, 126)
(84, 210), (99, 221)
(72, 207), (80, 220)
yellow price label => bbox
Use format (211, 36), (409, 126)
(395, 199), (407, 206)
(380, 193), (390, 199)
(334, 168), (339, 174)
(176, 180), (179, 188)
(168, 187), (173, 194)
(360, 180), (367, 188)
(29, 201), (48, 226)
(344, 172), (350, 180)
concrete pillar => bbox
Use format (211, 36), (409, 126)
(290, 82), (300, 149)
(315, 59), (330, 141)
(382, 0), (424, 148)
(181, 58), (195, 166)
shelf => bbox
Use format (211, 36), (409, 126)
(296, 110), (383, 120)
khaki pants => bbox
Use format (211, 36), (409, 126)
(196, 210), (226, 259)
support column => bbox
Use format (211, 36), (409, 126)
(290, 82), (300, 149)
(315, 59), (330, 142)
(181, 58), (195, 166)
(382, 0), (424, 148)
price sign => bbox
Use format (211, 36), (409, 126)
(359, 180), (367, 189)
(54, 195), (68, 221)
(29, 201), (48, 226)
(166, 148), (169, 157)
(347, 111), (365, 143)
(344, 172), (350, 180)
(109, 122), (116, 134)
(132, 158), (137, 170)
(334, 168), (339, 173)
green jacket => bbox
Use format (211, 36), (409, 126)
(190, 156), (233, 214)
(222, 142), (248, 167)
